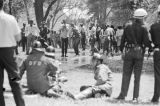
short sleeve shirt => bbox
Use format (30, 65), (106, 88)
(0, 11), (21, 47)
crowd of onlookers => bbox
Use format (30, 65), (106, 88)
(17, 19), (125, 57)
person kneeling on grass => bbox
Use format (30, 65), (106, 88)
(19, 41), (67, 98)
(67, 53), (113, 100)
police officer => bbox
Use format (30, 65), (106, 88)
(67, 53), (112, 100)
(20, 41), (62, 97)
(150, 5), (160, 103)
(0, 0), (25, 106)
(116, 8), (152, 102)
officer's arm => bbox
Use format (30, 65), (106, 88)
(142, 27), (152, 48)
(120, 28), (126, 52)
(149, 26), (155, 44)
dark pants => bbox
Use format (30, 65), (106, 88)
(152, 51), (160, 100)
(73, 38), (80, 55)
(118, 48), (144, 99)
(81, 37), (86, 51)
(22, 36), (27, 52)
(0, 48), (25, 106)
(61, 38), (68, 56)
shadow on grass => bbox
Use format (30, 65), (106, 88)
(106, 99), (158, 105)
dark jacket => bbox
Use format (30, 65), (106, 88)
(120, 21), (151, 52)
(20, 49), (59, 93)
(150, 21), (160, 48)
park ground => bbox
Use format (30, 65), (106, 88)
(3, 48), (159, 106)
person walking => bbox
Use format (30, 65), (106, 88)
(21, 23), (27, 52)
(0, 0), (25, 106)
(150, 5), (160, 103)
(71, 24), (81, 56)
(115, 8), (152, 102)
(25, 20), (40, 55)
(60, 20), (69, 57)
(116, 26), (124, 53)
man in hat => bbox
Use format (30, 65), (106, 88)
(67, 53), (113, 100)
(115, 8), (152, 102)
(149, 5), (160, 103)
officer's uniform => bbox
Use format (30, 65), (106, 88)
(150, 20), (160, 102)
(20, 49), (60, 95)
(117, 21), (152, 100)
(73, 64), (112, 100)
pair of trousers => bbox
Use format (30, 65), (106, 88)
(73, 38), (80, 55)
(21, 36), (27, 52)
(81, 37), (86, 50)
(152, 51), (160, 99)
(0, 48), (25, 106)
(119, 48), (144, 99)
(75, 83), (112, 100)
(61, 38), (68, 56)
(26, 34), (36, 54)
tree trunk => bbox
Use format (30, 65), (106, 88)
(34, 0), (44, 28)
(43, 0), (58, 22)
(23, 0), (30, 23)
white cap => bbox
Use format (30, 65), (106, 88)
(133, 8), (148, 19)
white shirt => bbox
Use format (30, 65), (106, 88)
(25, 25), (40, 37)
(0, 11), (21, 47)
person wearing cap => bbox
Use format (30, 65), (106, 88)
(149, 5), (160, 103)
(67, 53), (112, 100)
(20, 41), (63, 97)
(116, 8), (152, 102)
(0, 0), (25, 106)
(25, 20), (40, 55)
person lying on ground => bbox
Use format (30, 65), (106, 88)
(67, 53), (113, 100)
(19, 41), (67, 98)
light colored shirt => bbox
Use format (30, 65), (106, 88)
(0, 11), (21, 47)
(25, 25), (40, 37)
(104, 27), (115, 37)
(94, 64), (112, 86)
(60, 25), (68, 38)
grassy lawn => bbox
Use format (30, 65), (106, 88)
(3, 48), (159, 106)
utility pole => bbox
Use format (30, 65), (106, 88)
(9, 0), (12, 15)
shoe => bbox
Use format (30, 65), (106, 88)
(151, 96), (159, 103)
(65, 55), (68, 57)
(61, 55), (64, 57)
(65, 92), (75, 100)
(132, 98), (139, 103)
(115, 96), (125, 100)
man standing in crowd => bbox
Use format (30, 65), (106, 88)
(0, 0), (25, 106)
(26, 20), (40, 55)
(21, 23), (27, 52)
(60, 20), (68, 57)
(79, 24), (86, 51)
(149, 5), (160, 103)
(116, 8), (152, 102)
(71, 24), (80, 56)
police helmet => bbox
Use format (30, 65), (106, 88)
(133, 8), (148, 19)
(33, 41), (41, 48)
(46, 46), (55, 53)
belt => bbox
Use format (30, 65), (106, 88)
(126, 44), (137, 48)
